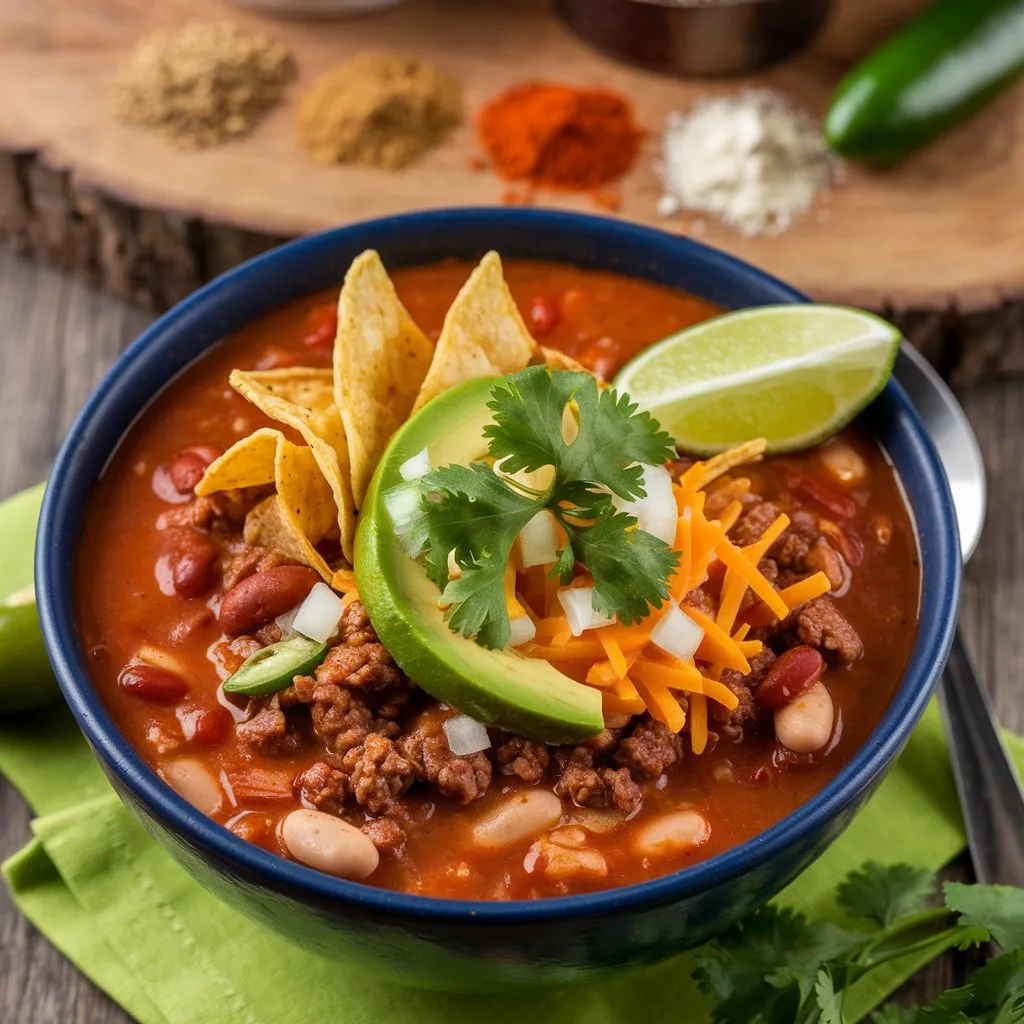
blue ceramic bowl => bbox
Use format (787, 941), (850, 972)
(36, 209), (961, 991)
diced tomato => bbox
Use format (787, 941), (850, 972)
(785, 470), (858, 519)
(528, 296), (560, 338)
(255, 346), (300, 370)
(302, 304), (338, 349)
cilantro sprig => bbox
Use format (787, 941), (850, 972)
(417, 367), (679, 649)
(694, 862), (1024, 1024)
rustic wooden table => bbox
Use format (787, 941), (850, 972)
(0, 246), (1021, 1023)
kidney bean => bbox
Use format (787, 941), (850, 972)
(218, 565), (320, 636)
(169, 451), (209, 494)
(528, 296), (560, 338)
(578, 335), (621, 381)
(176, 702), (232, 745)
(755, 645), (825, 709)
(119, 663), (188, 704)
(165, 528), (218, 598)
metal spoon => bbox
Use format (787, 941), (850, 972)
(895, 344), (1024, 886)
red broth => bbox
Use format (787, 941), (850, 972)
(76, 260), (920, 899)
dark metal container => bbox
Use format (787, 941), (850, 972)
(556, 0), (834, 77)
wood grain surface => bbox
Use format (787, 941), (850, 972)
(0, 246), (1022, 1021)
(0, 0), (1019, 315)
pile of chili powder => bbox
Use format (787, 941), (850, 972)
(477, 82), (643, 201)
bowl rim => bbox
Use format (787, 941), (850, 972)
(37, 207), (961, 924)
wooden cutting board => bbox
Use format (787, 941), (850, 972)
(0, 0), (1020, 380)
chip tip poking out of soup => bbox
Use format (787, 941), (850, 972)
(76, 252), (920, 899)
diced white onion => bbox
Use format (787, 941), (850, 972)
(275, 605), (301, 637)
(517, 509), (559, 568)
(399, 448), (431, 481)
(443, 715), (492, 756)
(612, 465), (678, 545)
(384, 482), (426, 558)
(557, 587), (615, 637)
(650, 603), (704, 662)
(508, 616), (537, 647)
(292, 582), (345, 644)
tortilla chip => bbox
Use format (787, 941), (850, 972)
(198, 430), (336, 582)
(334, 250), (434, 510)
(230, 368), (356, 562)
(412, 252), (537, 413)
(195, 427), (279, 496)
(700, 439), (768, 487)
(536, 347), (588, 373)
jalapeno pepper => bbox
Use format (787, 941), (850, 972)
(826, 0), (1024, 165)
(223, 634), (328, 697)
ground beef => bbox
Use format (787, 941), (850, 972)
(220, 541), (291, 591)
(614, 716), (684, 778)
(711, 670), (759, 742)
(803, 543), (846, 591)
(397, 709), (492, 804)
(795, 596), (863, 662)
(554, 749), (642, 815)
(494, 736), (549, 783)
(361, 817), (407, 854)
(683, 586), (716, 618)
(732, 501), (781, 547)
(158, 491), (253, 532)
(771, 509), (822, 571)
(339, 733), (415, 815)
(285, 677), (390, 757)
(338, 601), (377, 646)
(254, 622), (283, 646)
(237, 694), (301, 756)
(293, 760), (347, 815)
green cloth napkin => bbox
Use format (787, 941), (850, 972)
(2, 483), (1022, 1023)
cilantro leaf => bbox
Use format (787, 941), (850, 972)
(419, 463), (537, 648)
(561, 505), (678, 625)
(871, 1006), (921, 1024)
(815, 968), (845, 1024)
(838, 862), (938, 927)
(968, 948), (1024, 1017)
(485, 366), (675, 500)
(694, 905), (859, 1024)
(944, 883), (1024, 952)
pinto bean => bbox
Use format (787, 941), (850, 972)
(755, 646), (825, 709)
(280, 809), (380, 880)
(163, 758), (223, 815)
(633, 810), (710, 858)
(119, 663), (188, 704)
(774, 682), (834, 754)
(218, 565), (320, 636)
(470, 790), (563, 850)
(166, 528), (218, 598)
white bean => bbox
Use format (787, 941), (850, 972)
(633, 810), (710, 858)
(162, 758), (223, 815)
(280, 809), (379, 880)
(818, 442), (867, 486)
(526, 833), (608, 880)
(471, 790), (563, 850)
(774, 682), (835, 754)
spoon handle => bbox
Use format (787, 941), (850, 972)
(938, 626), (1024, 886)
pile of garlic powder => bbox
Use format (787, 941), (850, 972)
(657, 90), (838, 237)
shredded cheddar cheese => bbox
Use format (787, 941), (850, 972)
(518, 439), (834, 754)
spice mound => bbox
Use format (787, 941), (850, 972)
(296, 52), (462, 170)
(478, 82), (643, 192)
(113, 21), (296, 149)
(657, 89), (836, 237)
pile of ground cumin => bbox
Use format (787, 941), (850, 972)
(477, 82), (643, 193)
(296, 52), (462, 169)
(113, 21), (296, 148)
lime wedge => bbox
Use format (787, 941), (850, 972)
(613, 305), (901, 455)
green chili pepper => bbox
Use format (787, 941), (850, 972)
(826, 0), (1024, 166)
(222, 634), (328, 697)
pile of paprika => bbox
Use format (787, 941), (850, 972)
(477, 82), (642, 192)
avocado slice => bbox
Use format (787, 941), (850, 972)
(355, 378), (604, 744)
(0, 483), (61, 713)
